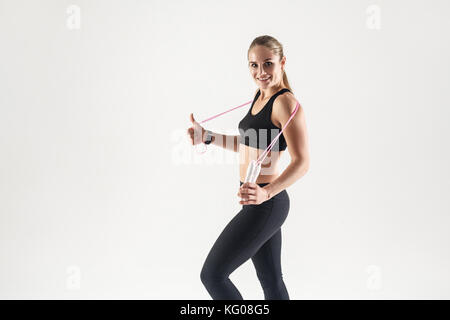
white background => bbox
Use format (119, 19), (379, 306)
(1, 0), (449, 299)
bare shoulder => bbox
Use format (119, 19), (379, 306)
(272, 91), (302, 127)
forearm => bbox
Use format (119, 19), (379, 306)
(209, 131), (240, 153)
(262, 160), (309, 200)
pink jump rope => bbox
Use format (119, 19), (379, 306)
(194, 97), (300, 183)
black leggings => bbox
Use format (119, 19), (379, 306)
(200, 181), (290, 300)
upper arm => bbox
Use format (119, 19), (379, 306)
(272, 94), (310, 168)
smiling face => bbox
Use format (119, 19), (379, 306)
(248, 45), (286, 89)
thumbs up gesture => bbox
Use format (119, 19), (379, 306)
(187, 113), (207, 145)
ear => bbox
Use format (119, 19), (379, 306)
(281, 56), (286, 69)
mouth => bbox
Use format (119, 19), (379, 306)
(257, 76), (271, 83)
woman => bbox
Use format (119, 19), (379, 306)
(187, 35), (310, 300)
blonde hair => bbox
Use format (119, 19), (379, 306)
(247, 35), (293, 93)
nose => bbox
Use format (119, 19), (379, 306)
(257, 64), (267, 76)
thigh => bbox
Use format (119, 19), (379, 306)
(202, 201), (276, 276)
(251, 191), (290, 278)
(251, 228), (283, 280)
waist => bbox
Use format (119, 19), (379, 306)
(240, 181), (270, 188)
(239, 180), (289, 200)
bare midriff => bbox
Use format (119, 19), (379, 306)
(239, 143), (284, 183)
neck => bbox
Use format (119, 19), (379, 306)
(259, 83), (284, 100)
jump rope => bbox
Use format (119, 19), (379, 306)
(193, 96), (300, 183)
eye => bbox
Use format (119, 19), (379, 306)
(250, 62), (273, 68)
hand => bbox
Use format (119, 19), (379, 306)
(187, 113), (207, 145)
(237, 182), (270, 205)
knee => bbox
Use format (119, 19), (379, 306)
(200, 267), (210, 286)
(257, 273), (284, 288)
(200, 264), (226, 286)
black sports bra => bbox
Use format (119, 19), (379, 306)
(238, 88), (291, 151)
